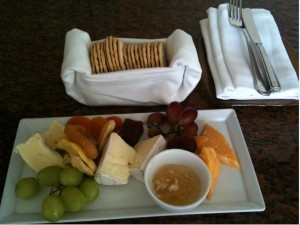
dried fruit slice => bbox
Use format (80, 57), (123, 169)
(64, 124), (98, 159)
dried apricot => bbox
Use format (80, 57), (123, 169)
(90, 116), (108, 140)
(106, 116), (123, 132)
(67, 116), (91, 132)
(64, 124), (98, 159)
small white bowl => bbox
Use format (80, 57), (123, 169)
(144, 149), (211, 212)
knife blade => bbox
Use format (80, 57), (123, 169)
(242, 8), (281, 92)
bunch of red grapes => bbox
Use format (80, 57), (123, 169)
(147, 101), (198, 152)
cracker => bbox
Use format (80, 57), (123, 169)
(117, 39), (126, 70)
(153, 42), (160, 67)
(123, 44), (129, 70)
(138, 44), (144, 68)
(141, 43), (148, 68)
(146, 42), (151, 68)
(112, 37), (121, 71)
(130, 44), (137, 69)
(96, 42), (104, 73)
(158, 41), (166, 67)
(104, 37), (114, 72)
(134, 44), (141, 69)
(93, 43), (101, 73)
(100, 42), (108, 73)
(90, 43), (96, 73)
(149, 42), (156, 67)
(108, 36), (118, 72)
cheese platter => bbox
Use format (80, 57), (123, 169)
(0, 109), (265, 223)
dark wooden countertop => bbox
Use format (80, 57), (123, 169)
(0, 0), (298, 223)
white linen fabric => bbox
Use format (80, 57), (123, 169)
(61, 29), (201, 106)
(200, 3), (299, 100)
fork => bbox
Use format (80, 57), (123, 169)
(228, 0), (270, 96)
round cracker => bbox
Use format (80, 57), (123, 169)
(108, 36), (118, 72)
(96, 42), (104, 73)
(130, 44), (137, 69)
(100, 42), (108, 73)
(138, 44), (144, 68)
(153, 42), (160, 67)
(158, 41), (166, 67)
(112, 37), (121, 71)
(90, 43), (96, 73)
(123, 44), (129, 70)
(117, 39), (126, 70)
(142, 43), (148, 68)
(104, 37), (114, 72)
(134, 44), (141, 69)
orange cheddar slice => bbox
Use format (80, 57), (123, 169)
(196, 124), (240, 169)
(198, 147), (220, 199)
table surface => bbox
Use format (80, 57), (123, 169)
(0, 0), (298, 224)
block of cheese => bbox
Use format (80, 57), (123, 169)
(130, 135), (166, 182)
(196, 124), (240, 168)
(95, 132), (136, 185)
(15, 133), (65, 172)
(43, 120), (66, 149)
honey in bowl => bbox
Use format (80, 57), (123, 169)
(152, 163), (201, 206)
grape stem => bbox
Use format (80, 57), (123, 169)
(49, 184), (64, 196)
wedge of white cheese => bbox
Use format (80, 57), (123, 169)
(15, 132), (65, 172)
(95, 132), (136, 185)
(43, 120), (65, 150)
(130, 135), (166, 182)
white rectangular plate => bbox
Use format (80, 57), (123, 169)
(0, 109), (265, 223)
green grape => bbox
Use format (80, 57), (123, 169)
(79, 178), (99, 202)
(42, 194), (65, 222)
(59, 167), (83, 186)
(60, 186), (86, 212)
(37, 166), (63, 187)
(15, 177), (40, 199)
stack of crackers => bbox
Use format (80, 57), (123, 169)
(90, 36), (167, 74)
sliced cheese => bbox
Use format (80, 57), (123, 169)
(196, 124), (240, 168)
(95, 132), (136, 185)
(130, 135), (166, 182)
(199, 147), (221, 199)
(15, 133), (65, 172)
(43, 120), (65, 149)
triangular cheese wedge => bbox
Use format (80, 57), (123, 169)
(198, 147), (220, 199)
(196, 124), (240, 168)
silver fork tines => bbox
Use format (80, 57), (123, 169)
(228, 0), (270, 96)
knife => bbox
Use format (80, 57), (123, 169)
(242, 8), (281, 92)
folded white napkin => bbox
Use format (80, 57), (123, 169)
(200, 3), (299, 100)
(61, 29), (201, 106)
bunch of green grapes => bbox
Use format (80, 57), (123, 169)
(15, 166), (99, 222)
(147, 101), (198, 152)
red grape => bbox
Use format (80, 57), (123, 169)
(166, 135), (180, 149)
(178, 107), (198, 126)
(166, 101), (184, 124)
(179, 135), (196, 152)
(181, 122), (198, 136)
(148, 126), (163, 138)
(147, 112), (166, 127)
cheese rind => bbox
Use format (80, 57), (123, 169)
(130, 135), (166, 182)
(95, 132), (136, 185)
(15, 133), (65, 172)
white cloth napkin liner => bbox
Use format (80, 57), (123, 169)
(61, 29), (201, 106)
